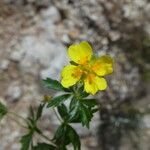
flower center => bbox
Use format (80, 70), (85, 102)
(71, 67), (83, 78)
(78, 56), (88, 65)
(87, 73), (95, 84)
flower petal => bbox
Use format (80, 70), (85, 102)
(84, 74), (107, 95)
(95, 76), (107, 90)
(91, 55), (114, 76)
(61, 65), (82, 88)
(68, 41), (93, 64)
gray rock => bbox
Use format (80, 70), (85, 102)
(0, 60), (9, 70)
(40, 6), (61, 24)
(6, 83), (22, 101)
(17, 35), (68, 77)
(61, 34), (70, 44)
(143, 115), (150, 128)
(109, 31), (121, 41)
(10, 49), (25, 62)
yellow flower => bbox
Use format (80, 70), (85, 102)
(61, 41), (114, 95)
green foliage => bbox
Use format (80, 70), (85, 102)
(47, 94), (71, 108)
(36, 103), (45, 121)
(43, 78), (65, 91)
(53, 124), (80, 150)
(67, 125), (81, 150)
(57, 104), (69, 121)
(0, 101), (7, 120)
(20, 104), (46, 150)
(44, 79), (99, 148)
(68, 98), (98, 127)
(79, 103), (93, 128)
(0, 78), (99, 150)
(20, 132), (33, 150)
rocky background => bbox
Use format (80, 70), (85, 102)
(0, 0), (150, 150)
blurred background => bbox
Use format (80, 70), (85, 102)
(0, 0), (150, 149)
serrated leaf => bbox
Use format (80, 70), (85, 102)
(54, 124), (71, 146)
(80, 104), (93, 128)
(29, 106), (35, 121)
(80, 92), (89, 98)
(57, 104), (68, 120)
(36, 103), (45, 121)
(47, 94), (70, 108)
(33, 143), (56, 150)
(82, 99), (97, 108)
(69, 97), (77, 110)
(20, 132), (33, 150)
(53, 124), (65, 140)
(67, 125), (81, 150)
(69, 100), (80, 122)
(43, 78), (65, 91)
(0, 101), (7, 120)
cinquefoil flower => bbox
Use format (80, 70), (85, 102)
(61, 41), (113, 95)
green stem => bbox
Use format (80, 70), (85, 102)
(8, 115), (27, 129)
(8, 111), (57, 147)
(8, 111), (27, 122)
(37, 131), (57, 147)
(53, 108), (63, 123)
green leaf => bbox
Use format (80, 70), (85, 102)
(53, 124), (81, 149)
(47, 94), (70, 108)
(53, 124), (71, 146)
(0, 101), (7, 120)
(26, 104), (45, 136)
(70, 61), (78, 66)
(69, 97), (77, 110)
(20, 132), (33, 150)
(69, 98), (97, 127)
(33, 143), (56, 150)
(69, 100), (80, 122)
(53, 124), (66, 141)
(80, 92), (89, 98)
(80, 104), (93, 128)
(29, 106), (35, 121)
(54, 124), (81, 149)
(67, 125), (81, 150)
(57, 104), (68, 120)
(82, 99), (97, 108)
(43, 78), (65, 91)
(36, 103), (45, 121)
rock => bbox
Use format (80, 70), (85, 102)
(6, 83), (22, 102)
(3, 0), (23, 4)
(17, 35), (68, 77)
(4, 0), (52, 6)
(0, 97), (7, 106)
(143, 115), (150, 128)
(40, 6), (61, 24)
(33, 0), (52, 7)
(10, 48), (25, 62)
(109, 30), (121, 41)
(61, 34), (70, 44)
(0, 60), (9, 70)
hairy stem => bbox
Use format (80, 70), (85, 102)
(53, 108), (63, 123)
(8, 111), (27, 122)
(37, 131), (57, 147)
(8, 115), (27, 129)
